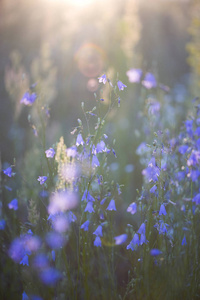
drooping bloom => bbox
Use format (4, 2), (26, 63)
(126, 233), (139, 251)
(20, 92), (37, 105)
(94, 236), (102, 247)
(93, 225), (103, 237)
(20, 254), (29, 266)
(8, 198), (18, 210)
(92, 155), (100, 168)
(81, 220), (90, 231)
(22, 291), (29, 300)
(127, 202), (137, 215)
(98, 74), (107, 84)
(85, 201), (95, 213)
(150, 185), (157, 194)
(45, 148), (55, 158)
(117, 80), (127, 91)
(142, 73), (157, 89)
(114, 234), (127, 245)
(182, 236), (187, 246)
(138, 223), (146, 235)
(37, 176), (48, 185)
(3, 166), (12, 177)
(159, 204), (167, 216)
(76, 133), (84, 146)
(106, 199), (116, 211)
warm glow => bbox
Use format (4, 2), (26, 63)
(47, 0), (97, 6)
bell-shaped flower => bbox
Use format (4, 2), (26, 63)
(106, 199), (116, 211)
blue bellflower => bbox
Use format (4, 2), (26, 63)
(106, 199), (116, 211)
(81, 220), (90, 231)
(114, 234), (127, 245)
(45, 148), (55, 158)
(117, 80), (127, 91)
(142, 73), (157, 89)
(93, 225), (103, 237)
(76, 134), (84, 146)
(37, 176), (47, 185)
(98, 74), (107, 84)
(159, 204), (167, 216)
(94, 236), (102, 247)
(3, 166), (12, 177)
(8, 198), (18, 210)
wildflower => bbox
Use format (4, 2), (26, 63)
(67, 211), (77, 223)
(159, 204), (167, 216)
(39, 267), (61, 286)
(142, 73), (157, 89)
(37, 176), (47, 185)
(114, 234), (127, 245)
(46, 232), (66, 249)
(93, 225), (103, 237)
(8, 198), (18, 210)
(66, 146), (77, 158)
(0, 219), (6, 230)
(150, 249), (162, 256)
(127, 202), (137, 215)
(184, 120), (193, 137)
(178, 145), (188, 155)
(182, 236), (187, 246)
(94, 236), (102, 247)
(138, 223), (146, 235)
(22, 291), (29, 300)
(117, 80), (127, 91)
(140, 233), (147, 245)
(187, 150), (200, 167)
(142, 157), (160, 183)
(76, 133), (84, 146)
(85, 201), (95, 213)
(81, 220), (90, 231)
(92, 155), (100, 168)
(126, 68), (142, 83)
(148, 101), (160, 115)
(45, 148), (55, 158)
(21, 92), (36, 106)
(3, 166), (12, 177)
(193, 193), (200, 205)
(98, 74), (107, 84)
(126, 234), (139, 251)
(150, 185), (157, 194)
(106, 199), (116, 211)
(20, 254), (29, 266)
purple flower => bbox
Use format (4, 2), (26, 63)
(182, 236), (187, 246)
(93, 225), (103, 237)
(127, 202), (137, 215)
(126, 68), (142, 83)
(140, 233), (147, 245)
(39, 267), (61, 286)
(178, 145), (188, 155)
(81, 220), (90, 231)
(117, 80), (127, 91)
(159, 204), (167, 216)
(106, 199), (116, 211)
(193, 193), (200, 205)
(76, 134), (84, 146)
(92, 155), (100, 168)
(21, 92), (36, 106)
(45, 148), (55, 158)
(3, 166), (12, 177)
(0, 219), (6, 230)
(37, 176), (47, 185)
(127, 233), (139, 251)
(150, 185), (157, 194)
(142, 157), (160, 183)
(150, 249), (162, 256)
(22, 291), (29, 300)
(20, 254), (29, 266)
(46, 232), (66, 249)
(187, 150), (200, 167)
(85, 201), (95, 213)
(142, 73), (157, 89)
(8, 198), (18, 210)
(98, 74), (107, 84)
(94, 236), (102, 247)
(138, 223), (146, 235)
(114, 234), (127, 245)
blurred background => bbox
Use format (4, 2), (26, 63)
(0, 0), (199, 207)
